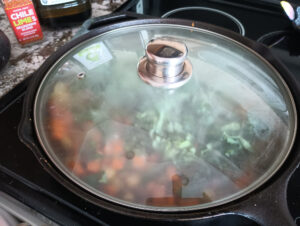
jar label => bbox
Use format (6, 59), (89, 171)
(40, 0), (75, 6)
(73, 42), (113, 70)
(3, 0), (43, 45)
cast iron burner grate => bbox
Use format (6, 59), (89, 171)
(257, 29), (300, 56)
(162, 6), (245, 36)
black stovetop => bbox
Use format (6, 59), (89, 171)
(0, 0), (300, 225)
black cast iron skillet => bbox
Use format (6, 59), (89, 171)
(19, 12), (300, 226)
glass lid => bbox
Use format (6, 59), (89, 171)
(34, 24), (296, 211)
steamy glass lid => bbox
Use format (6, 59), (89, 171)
(33, 24), (296, 211)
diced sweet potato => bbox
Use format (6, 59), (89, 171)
(87, 159), (102, 173)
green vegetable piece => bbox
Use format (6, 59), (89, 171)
(99, 172), (107, 183)
(225, 149), (235, 157)
(186, 134), (193, 141)
(179, 140), (191, 149)
(189, 147), (196, 154)
(240, 137), (252, 152)
(206, 143), (213, 150)
(225, 136), (240, 145)
(200, 148), (209, 156)
(222, 122), (240, 131)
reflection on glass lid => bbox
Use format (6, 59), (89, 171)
(34, 24), (296, 211)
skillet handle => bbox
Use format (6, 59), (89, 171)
(233, 168), (297, 226)
(74, 12), (152, 38)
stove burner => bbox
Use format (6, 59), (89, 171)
(257, 30), (300, 56)
(257, 30), (290, 48)
(162, 7), (245, 36)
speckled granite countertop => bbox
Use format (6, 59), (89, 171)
(0, 0), (127, 98)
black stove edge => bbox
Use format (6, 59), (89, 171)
(0, 164), (108, 226)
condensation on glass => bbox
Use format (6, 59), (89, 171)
(33, 24), (296, 211)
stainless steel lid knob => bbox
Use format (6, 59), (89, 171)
(138, 37), (192, 89)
